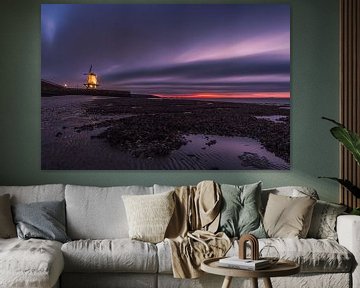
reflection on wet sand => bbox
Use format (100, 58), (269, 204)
(41, 95), (290, 170)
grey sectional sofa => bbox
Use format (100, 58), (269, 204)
(0, 184), (359, 288)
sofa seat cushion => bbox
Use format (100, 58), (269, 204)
(157, 238), (353, 274)
(0, 238), (64, 288)
(262, 238), (353, 273)
(230, 238), (353, 273)
(61, 239), (158, 273)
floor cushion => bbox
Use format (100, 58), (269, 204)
(0, 238), (63, 288)
(61, 239), (158, 273)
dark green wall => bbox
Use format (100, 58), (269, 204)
(0, 0), (340, 202)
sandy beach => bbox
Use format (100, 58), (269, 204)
(41, 95), (290, 170)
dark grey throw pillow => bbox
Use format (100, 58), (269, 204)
(12, 200), (70, 243)
(218, 182), (266, 238)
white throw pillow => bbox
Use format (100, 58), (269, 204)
(122, 191), (175, 243)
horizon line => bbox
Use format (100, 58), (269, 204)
(155, 92), (290, 99)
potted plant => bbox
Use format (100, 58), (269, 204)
(320, 117), (360, 215)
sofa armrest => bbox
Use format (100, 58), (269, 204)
(337, 215), (360, 288)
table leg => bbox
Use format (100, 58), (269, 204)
(221, 276), (233, 288)
(251, 278), (258, 288)
(263, 277), (273, 288)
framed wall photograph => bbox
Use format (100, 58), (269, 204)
(41, 4), (290, 170)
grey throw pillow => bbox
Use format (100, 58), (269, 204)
(218, 182), (266, 238)
(12, 200), (70, 243)
(0, 194), (17, 238)
(307, 200), (347, 240)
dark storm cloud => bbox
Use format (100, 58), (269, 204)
(103, 53), (289, 82)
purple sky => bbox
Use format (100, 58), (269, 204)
(41, 4), (290, 98)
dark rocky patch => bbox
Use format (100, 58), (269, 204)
(238, 152), (271, 169)
(205, 139), (217, 146)
(76, 97), (290, 162)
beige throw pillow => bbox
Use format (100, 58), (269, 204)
(0, 194), (17, 238)
(263, 193), (316, 238)
(122, 191), (175, 243)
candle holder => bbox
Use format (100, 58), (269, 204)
(238, 234), (259, 260)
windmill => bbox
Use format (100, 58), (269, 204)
(83, 65), (99, 89)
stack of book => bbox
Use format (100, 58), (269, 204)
(218, 257), (271, 270)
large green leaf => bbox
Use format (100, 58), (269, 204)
(322, 117), (360, 165)
(318, 177), (360, 198)
(330, 127), (360, 165)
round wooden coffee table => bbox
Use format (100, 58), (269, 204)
(201, 257), (300, 288)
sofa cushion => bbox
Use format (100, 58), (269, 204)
(122, 191), (175, 243)
(261, 186), (319, 212)
(0, 194), (16, 238)
(157, 238), (353, 274)
(0, 238), (64, 288)
(261, 238), (354, 273)
(61, 239), (158, 273)
(0, 184), (65, 204)
(153, 184), (176, 194)
(65, 185), (153, 239)
(156, 240), (173, 274)
(235, 238), (353, 273)
(263, 194), (316, 238)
